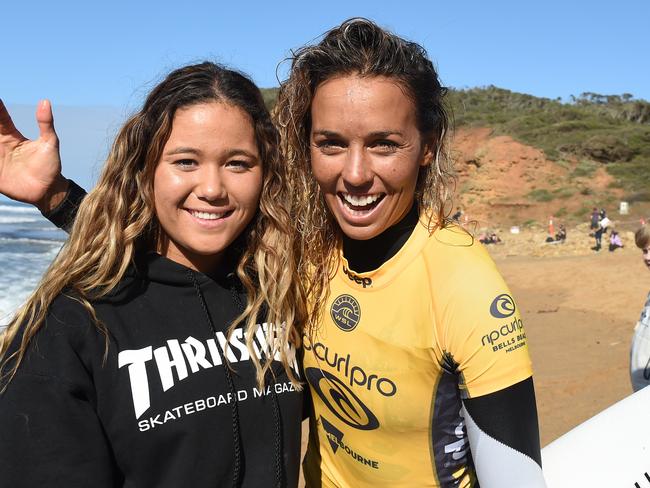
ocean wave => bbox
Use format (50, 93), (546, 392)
(32, 226), (62, 232)
(0, 236), (64, 245)
(0, 216), (40, 224)
(0, 219), (62, 321)
(0, 204), (39, 214)
(0, 295), (30, 324)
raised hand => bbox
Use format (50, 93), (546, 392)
(0, 99), (68, 212)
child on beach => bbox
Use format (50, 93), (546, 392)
(630, 224), (650, 392)
(609, 230), (623, 252)
(0, 63), (306, 487)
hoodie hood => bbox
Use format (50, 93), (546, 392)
(99, 248), (243, 304)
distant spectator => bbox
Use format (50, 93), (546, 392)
(593, 215), (611, 251)
(590, 207), (599, 230)
(451, 206), (463, 222)
(630, 224), (650, 391)
(555, 224), (567, 243)
(600, 208), (609, 235)
(608, 230), (623, 252)
(480, 232), (501, 245)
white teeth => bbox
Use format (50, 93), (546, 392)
(189, 210), (224, 220)
(342, 193), (382, 207)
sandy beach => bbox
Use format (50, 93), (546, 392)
(494, 237), (645, 445)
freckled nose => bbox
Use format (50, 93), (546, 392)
(342, 147), (372, 186)
(197, 168), (226, 200)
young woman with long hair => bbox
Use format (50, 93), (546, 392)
(0, 62), (306, 487)
(275, 19), (546, 487)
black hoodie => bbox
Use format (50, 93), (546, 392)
(0, 252), (303, 487)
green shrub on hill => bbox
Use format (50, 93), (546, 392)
(448, 86), (650, 193)
(260, 84), (650, 195)
(260, 88), (279, 111)
(527, 189), (554, 202)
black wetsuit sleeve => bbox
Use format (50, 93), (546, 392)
(41, 179), (87, 232)
(462, 377), (547, 487)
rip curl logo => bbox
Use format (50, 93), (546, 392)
(489, 293), (516, 319)
(330, 294), (361, 331)
(305, 367), (380, 430)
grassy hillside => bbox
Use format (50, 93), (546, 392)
(448, 87), (650, 199)
(260, 88), (279, 112)
(261, 86), (650, 199)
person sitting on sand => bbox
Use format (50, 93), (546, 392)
(630, 224), (650, 391)
(451, 206), (463, 222)
(479, 231), (501, 245)
(489, 232), (502, 244)
(609, 230), (623, 252)
(555, 224), (566, 243)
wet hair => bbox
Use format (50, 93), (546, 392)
(275, 18), (454, 333)
(1, 62), (305, 389)
(635, 224), (650, 249)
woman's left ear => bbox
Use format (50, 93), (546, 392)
(420, 138), (436, 167)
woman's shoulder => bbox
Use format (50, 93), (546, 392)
(422, 222), (494, 268)
(36, 292), (112, 342)
(27, 292), (111, 362)
(3, 293), (104, 385)
(416, 223), (508, 296)
(47, 291), (95, 324)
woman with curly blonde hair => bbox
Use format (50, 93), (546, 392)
(275, 18), (546, 487)
(0, 62), (305, 487)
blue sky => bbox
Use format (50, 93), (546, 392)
(3, 0), (649, 189)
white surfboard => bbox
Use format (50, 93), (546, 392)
(542, 386), (650, 487)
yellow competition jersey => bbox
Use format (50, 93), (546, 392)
(302, 222), (533, 487)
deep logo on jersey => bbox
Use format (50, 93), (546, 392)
(489, 293), (516, 318)
(305, 367), (380, 430)
(343, 266), (372, 288)
(330, 294), (361, 331)
(320, 416), (380, 469)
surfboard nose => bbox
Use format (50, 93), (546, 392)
(541, 385), (650, 487)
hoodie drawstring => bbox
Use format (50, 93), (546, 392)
(269, 368), (284, 488)
(188, 270), (243, 488)
(188, 269), (285, 488)
(227, 273), (285, 488)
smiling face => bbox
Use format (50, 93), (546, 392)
(310, 75), (432, 241)
(153, 101), (262, 273)
(643, 248), (650, 270)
